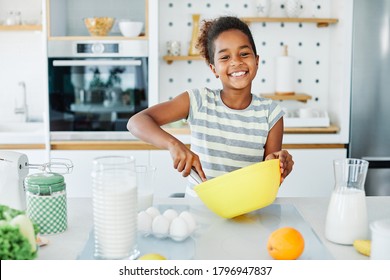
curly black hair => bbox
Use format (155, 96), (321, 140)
(196, 16), (257, 65)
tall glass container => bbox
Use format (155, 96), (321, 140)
(91, 156), (139, 259)
(325, 158), (369, 245)
(136, 165), (156, 211)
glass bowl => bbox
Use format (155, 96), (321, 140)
(84, 17), (115, 36)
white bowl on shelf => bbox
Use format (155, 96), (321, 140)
(118, 21), (143, 37)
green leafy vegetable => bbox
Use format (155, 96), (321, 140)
(0, 205), (39, 260)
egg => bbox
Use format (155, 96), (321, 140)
(169, 217), (190, 241)
(137, 211), (152, 234)
(179, 211), (197, 234)
(163, 209), (178, 222)
(151, 215), (170, 238)
(145, 206), (160, 220)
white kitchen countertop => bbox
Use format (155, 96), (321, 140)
(0, 122), (345, 145)
(36, 196), (390, 260)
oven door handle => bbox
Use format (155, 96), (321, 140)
(52, 60), (142, 67)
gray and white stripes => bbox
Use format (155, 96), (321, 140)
(187, 87), (284, 179)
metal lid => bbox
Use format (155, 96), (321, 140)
(25, 172), (65, 195)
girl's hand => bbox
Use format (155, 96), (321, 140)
(168, 141), (207, 182)
(265, 150), (294, 183)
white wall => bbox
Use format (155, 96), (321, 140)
(0, 0), (45, 122)
(0, 0), (42, 23)
(0, 32), (46, 122)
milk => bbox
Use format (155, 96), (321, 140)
(325, 188), (369, 245)
(138, 192), (153, 211)
(92, 180), (138, 259)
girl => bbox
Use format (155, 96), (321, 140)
(128, 16), (294, 193)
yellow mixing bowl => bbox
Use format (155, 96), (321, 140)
(194, 159), (281, 218)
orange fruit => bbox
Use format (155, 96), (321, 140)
(267, 227), (305, 260)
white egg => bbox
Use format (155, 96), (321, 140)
(179, 211), (197, 233)
(151, 215), (170, 238)
(137, 211), (152, 234)
(145, 206), (160, 220)
(169, 217), (190, 241)
(163, 209), (178, 222)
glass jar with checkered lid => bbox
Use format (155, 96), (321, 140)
(25, 172), (67, 235)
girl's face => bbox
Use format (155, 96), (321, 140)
(210, 29), (259, 92)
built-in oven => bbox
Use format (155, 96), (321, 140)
(48, 40), (148, 140)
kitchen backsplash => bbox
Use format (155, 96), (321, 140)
(158, 0), (333, 112)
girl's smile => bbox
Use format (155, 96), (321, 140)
(229, 71), (247, 77)
(210, 29), (259, 93)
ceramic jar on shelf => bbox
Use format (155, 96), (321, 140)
(5, 10), (22, 25)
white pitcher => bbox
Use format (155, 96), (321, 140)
(325, 158), (369, 245)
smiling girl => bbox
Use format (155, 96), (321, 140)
(127, 16), (294, 194)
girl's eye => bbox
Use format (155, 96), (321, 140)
(241, 52), (249, 57)
(219, 55), (229, 60)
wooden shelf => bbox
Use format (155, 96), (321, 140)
(0, 25), (42, 31)
(261, 93), (312, 103)
(241, 17), (338, 27)
(48, 35), (147, 41)
(163, 17), (338, 64)
(163, 55), (203, 64)
(284, 124), (339, 134)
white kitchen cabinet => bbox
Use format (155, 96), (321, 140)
(50, 150), (149, 198)
(278, 148), (347, 197)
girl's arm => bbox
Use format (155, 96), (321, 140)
(127, 92), (206, 180)
(264, 117), (294, 182)
(128, 92), (189, 149)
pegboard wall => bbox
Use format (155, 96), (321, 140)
(158, 0), (335, 111)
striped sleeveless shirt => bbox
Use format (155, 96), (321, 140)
(187, 87), (284, 180)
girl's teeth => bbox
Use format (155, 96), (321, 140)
(231, 71), (245, 77)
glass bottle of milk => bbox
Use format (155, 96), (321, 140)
(325, 159), (369, 245)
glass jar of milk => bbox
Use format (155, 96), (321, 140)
(325, 158), (369, 245)
(91, 156), (139, 259)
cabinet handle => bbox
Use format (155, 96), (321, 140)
(362, 157), (390, 169)
(52, 60), (142, 67)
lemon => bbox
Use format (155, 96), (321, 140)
(353, 240), (371, 257)
(138, 253), (167, 260)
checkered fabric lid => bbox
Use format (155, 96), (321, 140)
(25, 172), (65, 195)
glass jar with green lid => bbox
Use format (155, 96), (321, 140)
(25, 172), (67, 235)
